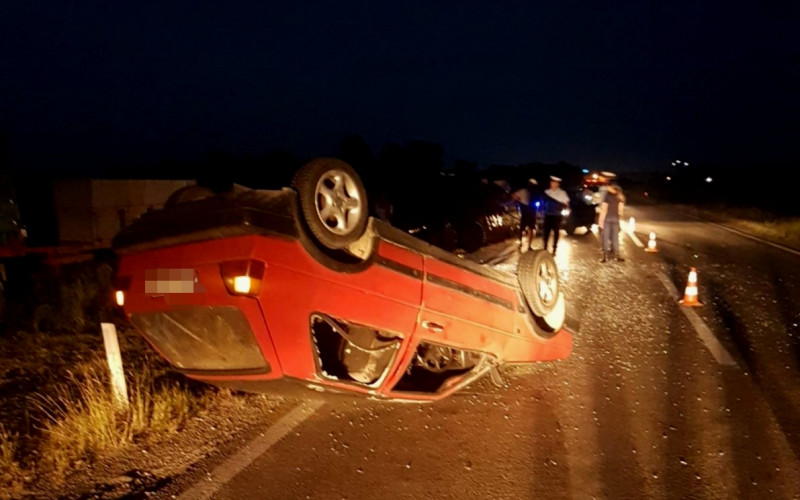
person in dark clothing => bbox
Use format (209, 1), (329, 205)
(512, 178), (539, 253)
(597, 182), (625, 262)
(542, 176), (570, 255)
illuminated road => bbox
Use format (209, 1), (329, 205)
(165, 205), (800, 500)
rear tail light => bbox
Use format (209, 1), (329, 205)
(114, 275), (131, 307)
(220, 260), (265, 297)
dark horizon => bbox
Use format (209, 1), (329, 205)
(1, 1), (798, 176)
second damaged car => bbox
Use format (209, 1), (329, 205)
(112, 158), (572, 402)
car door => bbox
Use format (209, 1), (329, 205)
(417, 255), (518, 356)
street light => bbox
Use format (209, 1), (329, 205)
(706, 177), (713, 183)
(666, 176), (672, 181)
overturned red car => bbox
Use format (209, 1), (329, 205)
(113, 158), (572, 402)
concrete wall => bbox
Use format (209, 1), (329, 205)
(54, 179), (193, 245)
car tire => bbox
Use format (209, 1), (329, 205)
(292, 158), (369, 250)
(518, 249), (560, 317)
(532, 292), (566, 334)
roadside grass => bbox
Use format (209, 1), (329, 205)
(34, 359), (214, 478)
(0, 424), (23, 496)
(725, 218), (800, 249)
(0, 259), (260, 494)
(676, 204), (800, 250)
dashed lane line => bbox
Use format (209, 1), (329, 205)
(621, 221), (645, 248)
(655, 272), (737, 366)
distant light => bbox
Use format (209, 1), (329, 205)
(666, 176), (672, 181)
(684, 162), (689, 166)
(676, 159), (680, 163)
(706, 177), (713, 183)
(584, 195), (592, 201)
(115, 291), (125, 307)
(561, 209), (570, 217)
(582, 169), (589, 174)
(592, 173), (598, 180)
(535, 201), (541, 208)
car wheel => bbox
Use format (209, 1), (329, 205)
(518, 250), (560, 317)
(532, 292), (566, 334)
(292, 158), (368, 250)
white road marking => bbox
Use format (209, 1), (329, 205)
(621, 221), (645, 248)
(679, 212), (800, 257)
(656, 272), (737, 366)
(178, 400), (325, 500)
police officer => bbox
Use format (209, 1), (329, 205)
(543, 176), (570, 255)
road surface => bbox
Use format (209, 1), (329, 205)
(169, 205), (800, 500)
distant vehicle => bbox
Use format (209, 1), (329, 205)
(405, 178), (521, 253)
(113, 158), (572, 402)
(529, 185), (598, 236)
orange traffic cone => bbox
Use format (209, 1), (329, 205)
(679, 267), (702, 307)
(645, 232), (658, 253)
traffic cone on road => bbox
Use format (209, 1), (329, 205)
(645, 232), (658, 253)
(679, 267), (703, 307)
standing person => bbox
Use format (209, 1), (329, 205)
(598, 182), (625, 262)
(512, 178), (539, 252)
(542, 176), (570, 255)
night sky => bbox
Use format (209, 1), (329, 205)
(1, 0), (797, 174)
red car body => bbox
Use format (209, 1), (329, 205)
(114, 188), (572, 402)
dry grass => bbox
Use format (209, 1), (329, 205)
(676, 204), (800, 250)
(726, 218), (800, 249)
(0, 424), (23, 498)
(35, 360), (212, 477)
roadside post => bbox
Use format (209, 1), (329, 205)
(101, 322), (129, 409)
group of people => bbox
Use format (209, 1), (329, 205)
(514, 173), (626, 262)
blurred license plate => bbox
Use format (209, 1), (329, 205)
(145, 268), (198, 294)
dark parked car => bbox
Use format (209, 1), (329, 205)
(405, 178), (521, 253)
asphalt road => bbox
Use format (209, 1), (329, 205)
(181, 205), (800, 500)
